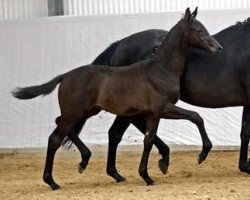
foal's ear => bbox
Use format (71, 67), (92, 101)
(184, 7), (191, 23)
(191, 7), (198, 18)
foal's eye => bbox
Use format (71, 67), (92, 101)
(197, 29), (202, 33)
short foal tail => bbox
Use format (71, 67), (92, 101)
(91, 40), (121, 65)
(12, 75), (63, 100)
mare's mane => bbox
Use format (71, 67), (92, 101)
(236, 17), (250, 26)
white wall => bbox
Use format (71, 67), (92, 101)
(0, 9), (249, 148)
(63, 0), (250, 15)
(0, 0), (48, 20)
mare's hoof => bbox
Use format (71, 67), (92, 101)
(158, 159), (168, 174)
(50, 183), (61, 191)
(78, 163), (86, 174)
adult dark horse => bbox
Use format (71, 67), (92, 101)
(12, 8), (221, 190)
(88, 14), (250, 182)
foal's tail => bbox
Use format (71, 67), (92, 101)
(91, 40), (121, 65)
(12, 75), (63, 100)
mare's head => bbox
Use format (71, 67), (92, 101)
(181, 7), (222, 53)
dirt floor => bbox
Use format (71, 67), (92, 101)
(0, 147), (249, 200)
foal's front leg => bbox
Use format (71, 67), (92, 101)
(131, 117), (170, 174)
(139, 118), (159, 185)
(162, 104), (213, 164)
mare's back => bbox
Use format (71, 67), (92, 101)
(110, 29), (167, 66)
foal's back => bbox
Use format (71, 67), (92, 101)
(59, 60), (170, 116)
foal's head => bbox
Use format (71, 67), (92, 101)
(182, 7), (222, 53)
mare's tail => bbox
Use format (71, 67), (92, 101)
(92, 40), (121, 65)
(12, 75), (63, 100)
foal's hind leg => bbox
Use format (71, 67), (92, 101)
(43, 126), (65, 190)
(56, 116), (91, 173)
(69, 132), (91, 174)
(43, 118), (80, 190)
(139, 118), (159, 185)
(162, 104), (212, 164)
(239, 106), (250, 173)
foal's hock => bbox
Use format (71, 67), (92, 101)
(12, 8), (221, 190)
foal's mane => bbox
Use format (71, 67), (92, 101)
(151, 18), (187, 57)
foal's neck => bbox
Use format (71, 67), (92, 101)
(152, 21), (189, 77)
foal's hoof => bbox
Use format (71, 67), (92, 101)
(116, 175), (127, 183)
(197, 157), (204, 165)
(146, 178), (155, 186)
(158, 159), (168, 174)
(198, 152), (207, 165)
(50, 183), (61, 191)
(78, 163), (86, 174)
(239, 163), (250, 174)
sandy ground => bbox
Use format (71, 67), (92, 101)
(0, 147), (249, 200)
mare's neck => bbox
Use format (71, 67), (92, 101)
(152, 21), (189, 77)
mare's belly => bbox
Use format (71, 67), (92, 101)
(180, 76), (246, 108)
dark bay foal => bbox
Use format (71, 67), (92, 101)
(12, 8), (221, 190)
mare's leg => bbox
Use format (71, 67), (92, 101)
(106, 116), (131, 182)
(131, 117), (170, 174)
(139, 118), (159, 185)
(162, 104), (212, 164)
(106, 116), (170, 182)
(239, 106), (250, 173)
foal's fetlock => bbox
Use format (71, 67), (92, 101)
(43, 174), (60, 190)
(158, 159), (169, 174)
(78, 152), (91, 174)
(143, 175), (155, 186)
(139, 169), (154, 185)
(107, 168), (126, 182)
(198, 142), (212, 164)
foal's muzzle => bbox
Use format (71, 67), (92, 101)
(208, 38), (223, 54)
